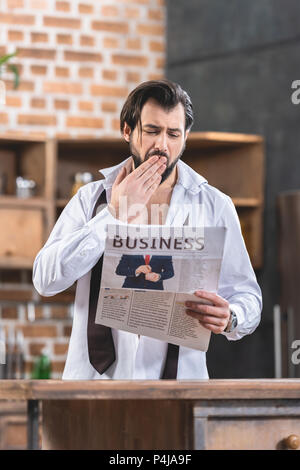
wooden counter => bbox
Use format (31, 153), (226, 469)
(0, 379), (300, 450)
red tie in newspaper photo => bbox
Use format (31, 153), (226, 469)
(144, 254), (150, 265)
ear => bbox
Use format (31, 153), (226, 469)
(123, 122), (131, 143)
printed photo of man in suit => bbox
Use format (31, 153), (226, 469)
(115, 254), (174, 290)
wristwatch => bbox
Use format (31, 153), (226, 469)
(225, 309), (238, 333)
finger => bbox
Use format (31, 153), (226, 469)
(145, 173), (162, 193)
(140, 160), (167, 184)
(113, 166), (127, 187)
(185, 302), (228, 319)
(132, 155), (159, 178)
(186, 310), (224, 326)
(193, 290), (229, 308)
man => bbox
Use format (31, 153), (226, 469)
(115, 254), (174, 290)
(33, 79), (262, 380)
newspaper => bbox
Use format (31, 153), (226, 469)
(95, 224), (226, 352)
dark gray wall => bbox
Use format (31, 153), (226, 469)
(166, 0), (300, 378)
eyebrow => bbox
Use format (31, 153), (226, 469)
(143, 124), (182, 134)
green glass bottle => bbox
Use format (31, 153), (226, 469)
(31, 348), (51, 379)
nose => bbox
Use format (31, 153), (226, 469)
(153, 132), (168, 154)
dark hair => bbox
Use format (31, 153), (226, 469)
(120, 79), (194, 135)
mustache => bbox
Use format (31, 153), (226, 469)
(146, 150), (169, 159)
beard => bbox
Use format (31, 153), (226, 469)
(129, 139), (186, 185)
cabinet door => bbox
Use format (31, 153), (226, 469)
(0, 207), (44, 268)
(193, 400), (300, 450)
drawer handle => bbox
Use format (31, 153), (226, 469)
(284, 434), (300, 450)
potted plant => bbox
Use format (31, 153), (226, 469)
(0, 51), (20, 105)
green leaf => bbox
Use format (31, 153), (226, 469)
(8, 64), (20, 89)
(0, 51), (18, 67)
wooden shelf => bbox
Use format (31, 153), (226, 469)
(0, 195), (50, 209)
(0, 256), (36, 270)
(232, 198), (262, 208)
(56, 198), (69, 208)
(0, 132), (265, 274)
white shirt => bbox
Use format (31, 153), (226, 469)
(32, 157), (262, 380)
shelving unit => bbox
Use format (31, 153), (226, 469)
(0, 131), (264, 272)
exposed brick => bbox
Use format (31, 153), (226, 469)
(100, 5), (119, 16)
(56, 1), (70, 11)
(31, 97), (46, 108)
(66, 116), (104, 128)
(90, 84), (128, 97)
(112, 54), (148, 67)
(7, 0), (24, 7)
(56, 33), (73, 45)
(136, 23), (164, 36)
(55, 132), (71, 138)
(126, 71), (141, 82)
(1, 306), (18, 319)
(32, 305), (44, 320)
(44, 81), (82, 94)
(148, 8), (164, 21)
(156, 56), (165, 68)
(0, 113), (9, 124)
(29, 0), (49, 8)
(118, 0), (150, 4)
(148, 72), (164, 80)
(51, 361), (65, 373)
(64, 50), (102, 62)
(101, 101), (117, 113)
(21, 324), (57, 337)
(43, 16), (80, 29)
(102, 37), (120, 49)
(126, 38), (141, 50)
(91, 20), (129, 34)
(78, 67), (94, 78)
(17, 47), (56, 60)
(54, 99), (70, 110)
(5, 96), (22, 107)
(18, 114), (56, 126)
(102, 69), (118, 81)
(55, 66), (69, 77)
(0, 13), (35, 25)
(31, 32), (48, 43)
(80, 35), (95, 47)
(78, 100), (94, 112)
(125, 7), (140, 19)
(149, 40), (165, 53)
(112, 118), (120, 132)
(8, 30), (24, 41)
(78, 3), (93, 14)
(54, 343), (69, 355)
(30, 65), (47, 75)
(50, 306), (70, 318)
(28, 130), (47, 138)
(29, 343), (46, 356)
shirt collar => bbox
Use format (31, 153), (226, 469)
(99, 156), (208, 194)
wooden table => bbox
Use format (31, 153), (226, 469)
(1, 379), (300, 450)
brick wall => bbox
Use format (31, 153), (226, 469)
(1, 300), (72, 379)
(0, 0), (166, 378)
(0, 0), (166, 139)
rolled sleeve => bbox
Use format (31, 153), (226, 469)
(32, 185), (121, 297)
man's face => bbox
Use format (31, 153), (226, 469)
(123, 98), (188, 184)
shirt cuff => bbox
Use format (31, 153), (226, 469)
(221, 303), (245, 338)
